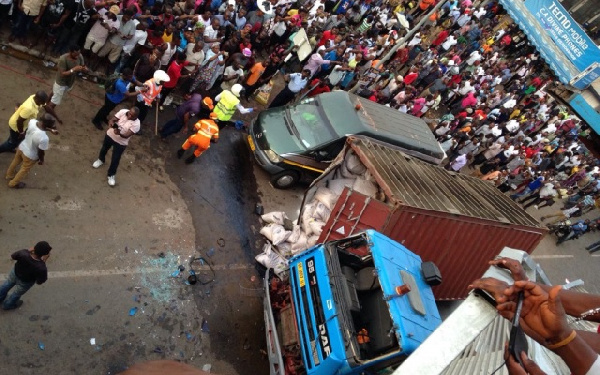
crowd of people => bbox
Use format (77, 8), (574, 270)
(0, 0), (599, 233)
(1, 1), (600, 372)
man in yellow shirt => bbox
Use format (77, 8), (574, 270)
(0, 91), (58, 154)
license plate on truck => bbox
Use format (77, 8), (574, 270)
(247, 135), (255, 151)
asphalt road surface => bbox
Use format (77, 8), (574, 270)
(0, 48), (599, 375)
(0, 50), (268, 375)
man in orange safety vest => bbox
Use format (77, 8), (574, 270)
(135, 70), (170, 123)
(176, 112), (220, 164)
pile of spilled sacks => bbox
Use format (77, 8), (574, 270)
(255, 151), (382, 279)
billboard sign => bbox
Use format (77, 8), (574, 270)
(525, 0), (600, 72)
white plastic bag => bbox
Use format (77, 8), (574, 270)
(301, 202), (317, 236)
(276, 242), (293, 258)
(260, 224), (291, 245)
(314, 187), (337, 210)
(255, 243), (289, 278)
(344, 152), (367, 175)
(328, 178), (355, 196)
(353, 178), (378, 198)
(339, 163), (355, 179)
(309, 220), (325, 236)
(261, 211), (288, 225)
(291, 233), (309, 255)
(307, 235), (319, 248)
(286, 225), (302, 243)
(313, 202), (331, 223)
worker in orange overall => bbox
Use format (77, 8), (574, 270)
(176, 112), (220, 164)
(134, 70), (170, 124)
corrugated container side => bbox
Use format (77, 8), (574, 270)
(318, 189), (545, 300)
(385, 208), (545, 299)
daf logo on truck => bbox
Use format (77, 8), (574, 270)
(319, 323), (331, 357)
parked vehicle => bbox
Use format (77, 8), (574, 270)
(264, 230), (442, 375)
(297, 137), (547, 299)
(247, 91), (445, 189)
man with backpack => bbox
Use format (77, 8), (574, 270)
(92, 68), (146, 130)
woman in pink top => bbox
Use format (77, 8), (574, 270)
(461, 91), (478, 108)
(410, 97), (426, 116)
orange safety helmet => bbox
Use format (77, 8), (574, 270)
(203, 97), (214, 110)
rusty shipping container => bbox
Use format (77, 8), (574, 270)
(301, 137), (547, 300)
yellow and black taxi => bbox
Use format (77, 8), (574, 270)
(248, 91), (445, 189)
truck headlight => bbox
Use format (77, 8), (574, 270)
(265, 150), (281, 163)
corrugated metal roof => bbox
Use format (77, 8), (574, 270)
(351, 137), (542, 228)
(395, 248), (596, 375)
(440, 315), (571, 375)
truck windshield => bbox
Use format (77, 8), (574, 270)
(286, 104), (337, 150)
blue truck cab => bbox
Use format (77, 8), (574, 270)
(264, 230), (442, 375)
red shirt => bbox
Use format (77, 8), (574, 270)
(473, 109), (487, 121)
(404, 72), (418, 85)
(523, 147), (537, 159)
(432, 30), (449, 46)
(450, 74), (462, 85)
(531, 76), (542, 87)
(154, 14), (175, 28)
(395, 47), (409, 63)
(318, 30), (336, 47)
(147, 34), (165, 49)
(308, 82), (331, 97)
(164, 60), (189, 88)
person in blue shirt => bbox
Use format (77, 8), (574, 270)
(317, 46), (343, 79)
(268, 70), (311, 108)
(510, 175), (544, 200)
(92, 68), (146, 130)
(557, 219), (590, 245)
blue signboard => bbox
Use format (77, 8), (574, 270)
(525, 0), (600, 72)
(570, 64), (600, 90)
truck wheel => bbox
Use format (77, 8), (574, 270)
(271, 171), (299, 189)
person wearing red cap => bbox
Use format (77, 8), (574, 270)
(160, 93), (213, 140)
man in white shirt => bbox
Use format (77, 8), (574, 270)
(541, 204), (583, 224)
(505, 119), (521, 133)
(84, 5), (120, 54)
(97, 9), (136, 65)
(6, 114), (57, 189)
(476, 123), (501, 137)
(268, 69), (311, 108)
(441, 35), (457, 51)
(466, 50), (481, 66)
(458, 79), (475, 95)
(448, 153), (470, 172)
(473, 6), (486, 19)
(502, 95), (517, 109)
(115, 20), (148, 74)
(221, 61), (245, 91)
(185, 40), (205, 74)
(92, 107), (141, 186)
(203, 18), (222, 52)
